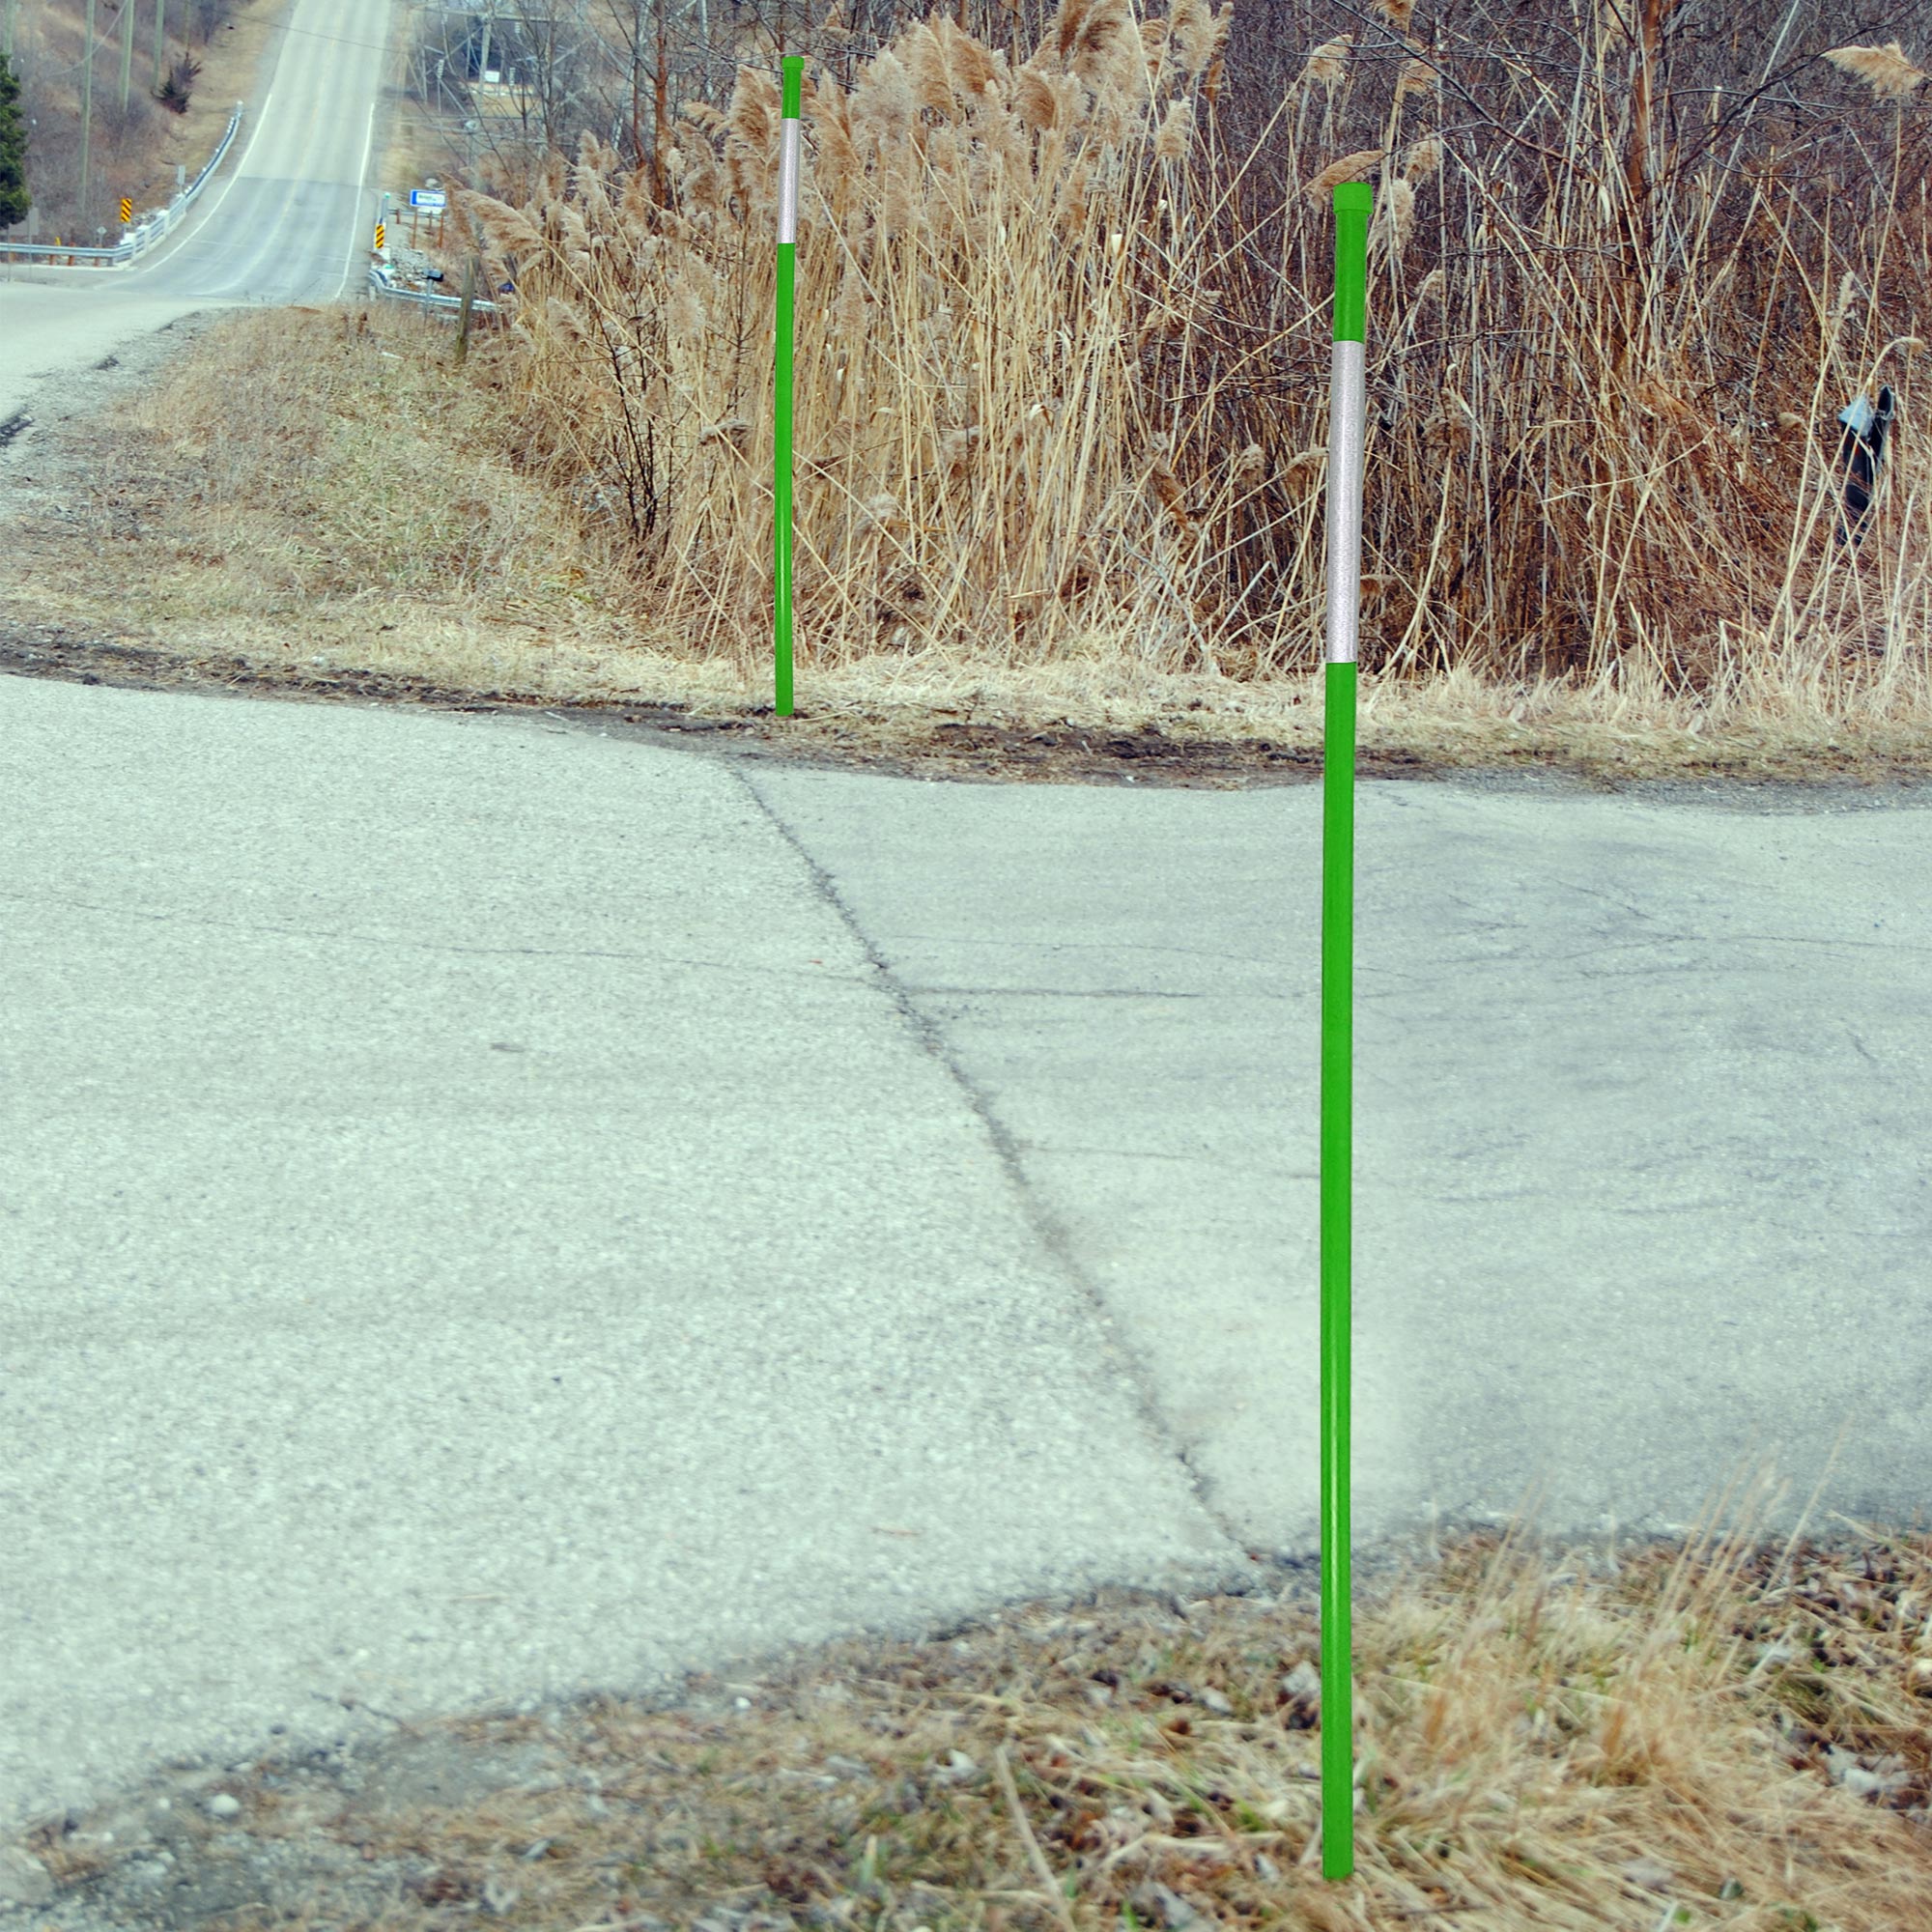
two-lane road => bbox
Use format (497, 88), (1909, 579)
(0, 0), (394, 418)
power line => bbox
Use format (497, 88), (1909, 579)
(10, 0), (136, 83)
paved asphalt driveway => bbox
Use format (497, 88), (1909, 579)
(2, 668), (1927, 1846)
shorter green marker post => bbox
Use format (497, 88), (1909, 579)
(1320, 179), (1371, 1884)
(773, 55), (803, 718)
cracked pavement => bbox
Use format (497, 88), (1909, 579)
(2, 667), (1929, 1848)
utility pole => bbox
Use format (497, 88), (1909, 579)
(80, 0), (96, 231)
(548, 0), (591, 155)
(3, 0), (15, 63)
(478, 1), (494, 84)
(121, 0), (135, 112)
(154, 0), (166, 93)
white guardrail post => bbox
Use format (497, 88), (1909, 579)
(0, 100), (243, 268)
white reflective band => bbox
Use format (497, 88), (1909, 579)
(1325, 338), (1366, 665)
(777, 119), (801, 245)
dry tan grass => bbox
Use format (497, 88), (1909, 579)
(410, 0), (1932, 756)
(1824, 43), (1931, 102)
(24, 1471), (1932, 1931)
(5, 300), (1923, 786)
(4, 303), (637, 678)
(11, 0), (1932, 783)
(359, 1518), (1932, 1931)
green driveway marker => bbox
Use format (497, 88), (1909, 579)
(774, 55), (803, 718)
(1321, 179), (1371, 1883)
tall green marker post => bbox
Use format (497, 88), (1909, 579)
(1320, 180), (1371, 1883)
(773, 56), (803, 718)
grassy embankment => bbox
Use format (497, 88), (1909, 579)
(12, 0), (1932, 783)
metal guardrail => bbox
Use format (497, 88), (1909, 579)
(366, 264), (504, 319)
(0, 101), (245, 267)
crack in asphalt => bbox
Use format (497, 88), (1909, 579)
(1721, 928), (1931, 953)
(900, 984), (1206, 999)
(1844, 1026), (1883, 1066)
(0, 886), (1278, 1007)
(732, 766), (1246, 1555)
(878, 934), (1282, 967)
(1014, 1140), (1318, 1179)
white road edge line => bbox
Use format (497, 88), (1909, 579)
(338, 100), (379, 301)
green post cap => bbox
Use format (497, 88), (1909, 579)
(1331, 183), (1372, 342)
(781, 55), (802, 117)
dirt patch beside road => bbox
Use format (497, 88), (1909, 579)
(0, 613), (1428, 790)
(10, 613), (1932, 817)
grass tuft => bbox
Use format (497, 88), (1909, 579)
(23, 1476), (1932, 1931)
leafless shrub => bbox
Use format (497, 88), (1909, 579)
(435, 0), (1932, 722)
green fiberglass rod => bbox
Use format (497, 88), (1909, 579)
(774, 56), (803, 718)
(1321, 179), (1371, 1884)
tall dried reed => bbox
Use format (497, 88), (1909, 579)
(454, 0), (1932, 724)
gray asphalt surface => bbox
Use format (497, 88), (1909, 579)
(2, 669), (1928, 1850)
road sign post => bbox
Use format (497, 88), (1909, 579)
(410, 187), (447, 259)
(1320, 179), (1371, 1884)
(773, 55), (802, 718)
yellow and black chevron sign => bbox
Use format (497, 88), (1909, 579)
(374, 222), (385, 251)
(119, 198), (132, 224)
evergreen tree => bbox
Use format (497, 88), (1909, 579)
(0, 54), (27, 231)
